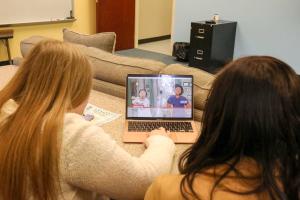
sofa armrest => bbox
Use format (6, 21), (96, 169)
(20, 36), (50, 58)
(92, 78), (126, 99)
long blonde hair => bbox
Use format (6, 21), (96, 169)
(0, 40), (92, 200)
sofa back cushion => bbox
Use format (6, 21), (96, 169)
(20, 36), (91, 59)
(63, 28), (116, 53)
(160, 64), (214, 110)
(19, 36), (165, 87)
(20, 36), (49, 57)
(86, 47), (166, 86)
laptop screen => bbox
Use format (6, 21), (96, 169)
(126, 74), (193, 120)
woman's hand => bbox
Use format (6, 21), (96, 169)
(149, 127), (170, 137)
(145, 127), (172, 147)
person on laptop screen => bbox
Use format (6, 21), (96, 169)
(166, 84), (191, 118)
(167, 84), (191, 108)
(132, 89), (152, 117)
(132, 89), (150, 107)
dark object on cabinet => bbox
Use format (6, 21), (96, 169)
(172, 42), (190, 62)
(189, 20), (237, 73)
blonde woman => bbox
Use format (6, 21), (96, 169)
(0, 40), (175, 200)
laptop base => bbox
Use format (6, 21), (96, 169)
(123, 120), (199, 144)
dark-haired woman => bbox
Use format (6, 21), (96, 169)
(145, 56), (300, 200)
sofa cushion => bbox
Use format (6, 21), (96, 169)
(20, 36), (50, 57)
(160, 64), (215, 110)
(63, 28), (116, 53)
(86, 47), (166, 86)
(92, 78), (126, 99)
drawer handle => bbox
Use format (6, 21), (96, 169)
(194, 56), (203, 60)
(195, 35), (205, 39)
(197, 50), (203, 55)
(198, 28), (205, 34)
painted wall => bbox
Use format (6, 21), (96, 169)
(0, 0), (96, 60)
(173, 0), (300, 72)
(138, 0), (173, 40)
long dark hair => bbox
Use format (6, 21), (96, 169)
(179, 56), (300, 200)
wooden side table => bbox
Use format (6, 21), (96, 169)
(0, 29), (14, 65)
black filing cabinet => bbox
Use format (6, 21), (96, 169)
(189, 20), (237, 73)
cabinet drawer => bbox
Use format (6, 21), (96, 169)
(190, 26), (212, 50)
(189, 55), (209, 69)
(194, 28), (205, 39)
(189, 48), (210, 63)
(192, 49), (204, 61)
(191, 24), (212, 40)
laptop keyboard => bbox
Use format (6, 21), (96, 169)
(128, 121), (193, 132)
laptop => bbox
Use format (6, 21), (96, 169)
(123, 74), (199, 143)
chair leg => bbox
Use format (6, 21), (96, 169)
(4, 39), (12, 65)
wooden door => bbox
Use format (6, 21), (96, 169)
(96, 0), (135, 51)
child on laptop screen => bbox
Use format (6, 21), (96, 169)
(132, 88), (152, 117)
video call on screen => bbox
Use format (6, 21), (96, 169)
(127, 76), (193, 118)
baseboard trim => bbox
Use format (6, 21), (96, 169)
(138, 35), (171, 44)
(0, 61), (10, 66)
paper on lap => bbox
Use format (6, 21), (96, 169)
(83, 103), (121, 126)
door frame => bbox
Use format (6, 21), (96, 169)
(134, 0), (176, 48)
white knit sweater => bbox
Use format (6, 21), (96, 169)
(0, 100), (176, 200)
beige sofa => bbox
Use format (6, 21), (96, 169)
(19, 36), (215, 121)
